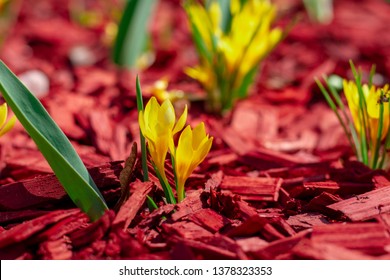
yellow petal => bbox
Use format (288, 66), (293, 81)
(187, 136), (213, 181)
(175, 125), (194, 182)
(209, 1), (221, 32)
(230, 0), (240, 14)
(139, 110), (154, 141)
(0, 103), (8, 128)
(138, 110), (146, 134)
(192, 122), (207, 149)
(172, 105), (188, 135)
(159, 99), (176, 131)
(143, 97), (159, 135)
(367, 90), (380, 119)
(0, 115), (16, 137)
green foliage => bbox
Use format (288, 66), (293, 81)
(112, 0), (157, 68)
(303, 0), (334, 24)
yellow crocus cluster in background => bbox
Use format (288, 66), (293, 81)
(0, 103), (15, 137)
(139, 97), (213, 203)
(318, 62), (390, 170)
(184, 0), (284, 113)
(146, 78), (185, 104)
(343, 80), (389, 146)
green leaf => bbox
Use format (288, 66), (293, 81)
(368, 64), (376, 87)
(322, 75), (361, 160)
(0, 60), (108, 221)
(136, 76), (149, 182)
(136, 76), (158, 210)
(152, 162), (176, 204)
(112, 0), (157, 68)
(217, 0), (231, 34)
(235, 65), (258, 99)
(372, 98), (384, 169)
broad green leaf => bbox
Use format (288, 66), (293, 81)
(0, 60), (108, 221)
(112, 0), (156, 68)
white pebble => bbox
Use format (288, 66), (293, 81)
(19, 70), (50, 99)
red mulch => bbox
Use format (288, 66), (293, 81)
(0, 0), (390, 260)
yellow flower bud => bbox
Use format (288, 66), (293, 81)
(139, 97), (187, 184)
(171, 122), (213, 202)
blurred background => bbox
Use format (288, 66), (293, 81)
(0, 0), (390, 178)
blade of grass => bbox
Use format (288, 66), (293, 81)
(152, 162), (176, 204)
(316, 78), (357, 156)
(136, 76), (149, 182)
(368, 64), (376, 87)
(350, 61), (369, 165)
(136, 75), (158, 210)
(322, 76), (362, 160)
(0, 60), (107, 221)
(378, 101), (390, 169)
(112, 0), (156, 68)
(372, 98), (384, 169)
(170, 153), (180, 200)
(217, 0), (232, 34)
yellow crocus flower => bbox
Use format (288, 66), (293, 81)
(0, 103), (16, 137)
(184, 64), (215, 92)
(185, 1), (220, 50)
(171, 122), (213, 202)
(185, 0), (283, 113)
(343, 80), (389, 144)
(139, 97), (187, 186)
(146, 78), (185, 103)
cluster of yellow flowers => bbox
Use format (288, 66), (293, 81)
(319, 64), (390, 170)
(343, 80), (389, 147)
(185, 0), (283, 113)
(139, 97), (213, 202)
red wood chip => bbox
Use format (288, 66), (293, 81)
(113, 180), (154, 230)
(311, 223), (390, 255)
(220, 175), (282, 202)
(291, 239), (373, 260)
(189, 208), (230, 233)
(168, 234), (247, 260)
(0, 162), (122, 210)
(0, 209), (79, 248)
(38, 237), (73, 260)
(163, 221), (214, 240)
(0, 210), (50, 224)
(252, 229), (311, 259)
(287, 213), (330, 231)
(171, 190), (204, 221)
(225, 215), (269, 238)
(70, 210), (115, 248)
(327, 187), (390, 221)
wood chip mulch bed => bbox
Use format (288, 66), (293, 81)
(0, 0), (390, 260)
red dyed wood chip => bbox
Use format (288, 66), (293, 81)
(220, 175), (282, 202)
